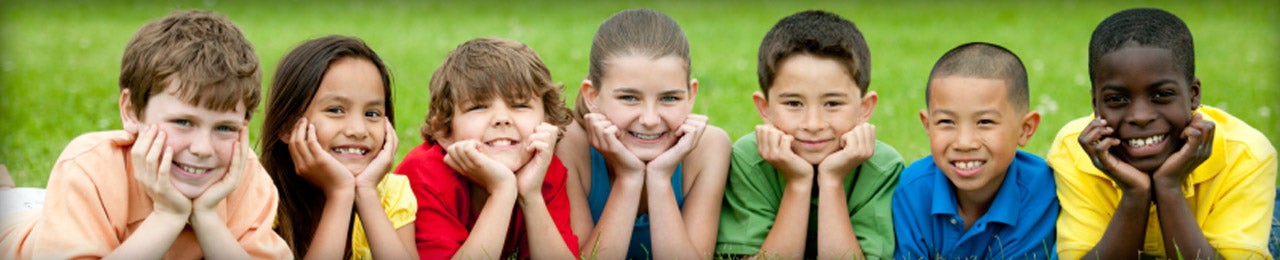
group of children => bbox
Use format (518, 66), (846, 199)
(0, 6), (1274, 260)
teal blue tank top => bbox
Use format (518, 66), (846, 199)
(586, 147), (684, 259)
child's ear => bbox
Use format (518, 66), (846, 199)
(119, 89), (141, 134)
(581, 79), (600, 113)
(752, 91), (771, 125)
(687, 79), (699, 105)
(1188, 77), (1201, 109)
(858, 90), (879, 124)
(1018, 111), (1042, 147)
(918, 109), (930, 130)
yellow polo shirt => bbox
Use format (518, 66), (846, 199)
(1048, 106), (1276, 259)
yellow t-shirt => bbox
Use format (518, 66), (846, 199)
(1048, 106), (1276, 259)
(350, 173), (417, 260)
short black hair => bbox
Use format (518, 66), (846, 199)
(757, 10), (870, 96)
(927, 42), (1029, 111)
(1088, 8), (1194, 86)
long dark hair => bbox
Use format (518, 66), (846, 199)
(259, 35), (393, 259)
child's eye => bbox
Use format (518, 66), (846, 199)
(466, 105), (487, 112)
(823, 101), (844, 107)
(936, 119), (954, 125)
(782, 101), (803, 108)
(325, 107), (345, 114)
(215, 125), (237, 132)
(659, 96), (681, 103)
(1153, 90), (1176, 101)
(364, 110), (382, 118)
(171, 119), (191, 127)
(618, 95), (639, 103)
(978, 119), (996, 125)
(1102, 95), (1129, 105)
(513, 102), (533, 109)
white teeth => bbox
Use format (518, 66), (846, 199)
(955, 161), (985, 170)
(630, 131), (662, 140)
(1127, 135), (1164, 147)
(488, 140), (514, 146)
(180, 165), (207, 175)
(333, 148), (368, 155)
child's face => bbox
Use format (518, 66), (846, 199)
(301, 58), (388, 174)
(586, 55), (695, 162)
(921, 77), (1037, 195)
(446, 96), (546, 171)
(1092, 46), (1200, 172)
(125, 85), (247, 199)
(754, 54), (874, 164)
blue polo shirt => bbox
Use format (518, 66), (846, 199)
(892, 150), (1058, 260)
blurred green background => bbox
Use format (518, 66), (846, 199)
(2, 0), (1276, 187)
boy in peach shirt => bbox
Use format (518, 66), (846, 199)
(0, 10), (289, 259)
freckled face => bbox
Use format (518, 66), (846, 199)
(1092, 46), (1199, 172)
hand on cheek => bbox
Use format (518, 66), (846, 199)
(514, 123), (559, 197)
(287, 118), (354, 195)
(756, 124), (812, 182)
(193, 128), (248, 213)
(1153, 113), (1215, 189)
(355, 120), (398, 189)
(1077, 118), (1148, 193)
(445, 140), (515, 194)
(583, 113), (644, 176)
(131, 124), (192, 218)
(648, 114), (707, 178)
(818, 123), (875, 182)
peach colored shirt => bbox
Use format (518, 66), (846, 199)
(1, 130), (290, 259)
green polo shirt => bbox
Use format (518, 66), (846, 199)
(715, 132), (903, 259)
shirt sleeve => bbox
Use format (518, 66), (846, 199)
(715, 140), (779, 256)
(380, 174), (418, 230)
(1202, 144), (1276, 258)
(228, 160), (293, 259)
(1048, 120), (1115, 259)
(850, 142), (903, 260)
(543, 157), (582, 258)
(30, 159), (119, 259)
(892, 169), (929, 260)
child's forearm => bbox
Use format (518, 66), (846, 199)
(453, 187), (517, 260)
(1085, 189), (1151, 259)
(815, 176), (862, 259)
(103, 211), (187, 260)
(1152, 185), (1220, 258)
(190, 210), (251, 260)
(580, 174), (643, 259)
(518, 194), (577, 259)
(304, 188), (356, 260)
(354, 186), (417, 259)
(644, 175), (704, 259)
(757, 175), (812, 259)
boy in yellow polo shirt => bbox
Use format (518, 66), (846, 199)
(1048, 8), (1276, 259)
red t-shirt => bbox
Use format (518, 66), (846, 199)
(395, 143), (580, 259)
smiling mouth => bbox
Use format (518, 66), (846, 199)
(628, 131), (665, 142)
(332, 147), (369, 156)
(1125, 134), (1165, 148)
(485, 139), (520, 149)
(953, 160), (986, 170)
(174, 162), (210, 177)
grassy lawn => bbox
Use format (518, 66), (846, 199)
(2, 0), (1276, 187)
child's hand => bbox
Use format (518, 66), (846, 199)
(1078, 119), (1149, 192)
(287, 118), (355, 196)
(818, 123), (876, 183)
(1152, 113), (1215, 189)
(131, 124), (192, 218)
(445, 140), (516, 193)
(755, 124), (813, 181)
(354, 120), (398, 190)
(192, 129), (248, 214)
(647, 114), (707, 178)
(583, 113), (645, 177)
(515, 123), (559, 197)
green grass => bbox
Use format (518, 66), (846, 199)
(2, 0), (1277, 187)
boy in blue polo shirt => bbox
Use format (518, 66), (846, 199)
(892, 42), (1056, 259)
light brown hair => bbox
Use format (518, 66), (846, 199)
(119, 10), (260, 119)
(422, 37), (572, 144)
(574, 8), (691, 124)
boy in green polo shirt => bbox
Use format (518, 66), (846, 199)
(715, 10), (903, 260)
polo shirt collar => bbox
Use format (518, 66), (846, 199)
(929, 156), (1021, 227)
